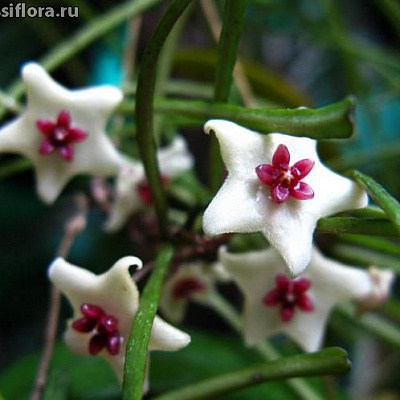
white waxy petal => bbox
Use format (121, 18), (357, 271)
(48, 256), (190, 387)
(220, 245), (390, 352)
(105, 136), (193, 232)
(0, 62), (124, 204)
(204, 120), (368, 276)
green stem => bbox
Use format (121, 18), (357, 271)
(209, 0), (247, 191)
(0, 0), (160, 120)
(374, 0), (400, 40)
(207, 294), (324, 400)
(348, 170), (400, 237)
(153, 4), (192, 142)
(122, 245), (174, 400)
(0, 158), (31, 179)
(135, 0), (194, 239)
(151, 348), (350, 400)
(327, 140), (400, 171)
(338, 303), (400, 351)
(120, 96), (356, 139)
(328, 244), (400, 274)
(317, 217), (398, 237)
(338, 234), (400, 257)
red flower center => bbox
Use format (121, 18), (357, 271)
(137, 175), (169, 204)
(262, 274), (314, 322)
(172, 277), (205, 300)
(36, 110), (88, 162)
(255, 144), (315, 204)
(72, 303), (122, 356)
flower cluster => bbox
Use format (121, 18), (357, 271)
(1, 60), (396, 395)
(203, 120), (368, 276)
(49, 256), (190, 389)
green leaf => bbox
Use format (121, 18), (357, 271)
(150, 330), (327, 400)
(120, 96), (356, 139)
(122, 245), (174, 400)
(209, 0), (248, 190)
(0, 344), (119, 400)
(151, 347), (351, 400)
(348, 170), (400, 237)
(317, 217), (398, 237)
(338, 304), (400, 351)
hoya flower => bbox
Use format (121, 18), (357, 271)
(219, 245), (394, 352)
(203, 120), (368, 276)
(0, 63), (123, 203)
(160, 261), (230, 323)
(105, 136), (194, 231)
(48, 256), (191, 388)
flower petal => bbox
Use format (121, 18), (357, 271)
(255, 164), (280, 185)
(203, 178), (266, 235)
(36, 120), (55, 135)
(69, 128), (89, 142)
(204, 120), (267, 180)
(271, 182), (290, 204)
(272, 144), (290, 170)
(290, 181), (314, 200)
(157, 136), (194, 177)
(150, 316), (191, 351)
(57, 110), (71, 127)
(58, 143), (74, 162)
(291, 159), (314, 180)
(39, 140), (55, 155)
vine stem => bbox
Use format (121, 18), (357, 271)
(207, 293), (325, 400)
(135, 0), (194, 239)
(122, 245), (174, 400)
(29, 195), (88, 400)
(209, 0), (247, 192)
(200, 0), (255, 107)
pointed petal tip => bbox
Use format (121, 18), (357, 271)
(112, 256), (143, 272)
(204, 119), (234, 135)
(48, 257), (68, 279)
(21, 62), (45, 81)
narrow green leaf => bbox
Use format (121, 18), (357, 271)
(339, 304), (400, 351)
(338, 234), (400, 257)
(348, 170), (400, 237)
(122, 245), (174, 400)
(0, 158), (31, 179)
(42, 370), (69, 400)
(328, 244), (400, 274)
(152, 348), (351, 400)
(317, 217), (398, 237)
(0, 0), (161, 120)
(135, 0), (194, 238)
(119, 96), (356, 139)
(209, 0), (248, 190)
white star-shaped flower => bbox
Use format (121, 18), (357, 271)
(220, 245), (394, 352)
(203, 120), (368, 276)
(105, 136), (194, 231)
(0, 63), (123, 204)
(48, 256), (191, 389)
(159, 261), (230, 323)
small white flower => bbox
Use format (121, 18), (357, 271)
(105, 136), (194, 231)
(0, 63), (123, 204)
(159, 261), (229, 323)
(219, 245), (393, 352)
(48, 256), (191, 389)
(203, 120), (368, 276)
